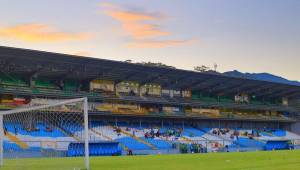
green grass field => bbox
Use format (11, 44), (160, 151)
(2, 150), (300, 170)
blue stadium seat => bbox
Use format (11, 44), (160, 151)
(142, 137), (172, 149)
(234, 137), (265, 148)
(272, 130), (286, 137)
(116, 137), (150, 150)
(264, 141), (291, 151)
(183, 127), (206, 137)
(67, 142), (121, 157)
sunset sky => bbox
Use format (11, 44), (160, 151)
(0, 0), (299, 81)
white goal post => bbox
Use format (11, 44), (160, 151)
(0, 97), (90, 170)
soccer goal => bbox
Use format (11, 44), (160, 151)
(0, 97), (90, 170)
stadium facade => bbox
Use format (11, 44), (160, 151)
(1, 45), (300, 157)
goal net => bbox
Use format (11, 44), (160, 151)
(0, 98), (90, 170)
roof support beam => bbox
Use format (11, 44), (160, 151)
(179, 76), (211, 90)
(162, 74), (191, 89)
(209, 81), (244, 95)
(269, 89), (299, 99)
(272, 90), (300, 99)
(254, 87), (287, 99)
(139, 70), (174, 86)
(220, 83), (259, 96)
(192, 81), (225, 93)
(114, 71), (142, 84)
(243, 84), (277, 96)
(257, 88), (291, 99)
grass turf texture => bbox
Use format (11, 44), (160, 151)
(2, 150), (300, 170)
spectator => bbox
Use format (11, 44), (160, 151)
(212, 129), (217, 135)
(225, 145), (229, 152)
(156, 129), (160, 137)
(14, 127), (18, 135)
(4, 127), (7, 135)
(46, 126), (53, 132)
(145, 132), (149, 138)
(127, 149), (133, 156)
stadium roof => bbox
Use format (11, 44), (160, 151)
(1, 45), (300, 99)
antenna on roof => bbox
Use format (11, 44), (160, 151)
(214, 63), (218, 72)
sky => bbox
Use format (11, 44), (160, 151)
(0, 0), (300, 81)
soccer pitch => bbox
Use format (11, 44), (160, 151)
(2, 150), (300, 170)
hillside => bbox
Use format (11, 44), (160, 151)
(223, 70), (300, 86)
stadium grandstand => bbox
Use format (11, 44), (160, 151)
(1, 45), (300, 162)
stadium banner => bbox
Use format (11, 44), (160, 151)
(235, 93), (249, 103)
(30, 98), (83, 112)
(162, 89), (183, 98)
(282, 97), (289, 106)
(190, 108), (220, 115)
(172, 90), (181, 97)
(116, 81), (139, 95)
(182, 90), (192, 98)
(92, 102), (147, 114)
(140, 84), (161, 96)
(92, 103), (114, 112)
(163, 106), (180, 113)
(90, 79), (114, 92)
(162, 89), (171, 96)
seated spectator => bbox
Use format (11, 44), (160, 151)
(221, 129), (226, 135)
(156, 129), (160, 137)
(4, 127), (7, 135)
(233, 130), (240, 137)
(145, 132), (149, 138)
(114, 127), (121, 136)
(46, 126), (53, 132)
(212, 129), (217, 135)
(150, 128), (155, 137)
(14, 127), (18, 135)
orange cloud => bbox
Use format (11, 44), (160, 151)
(101, 3), (192, 48)
(127, 39), (192, 48)
(104, 10), (168, 39)
(105, 10), (156, 22)
(0, 23), (92, 43)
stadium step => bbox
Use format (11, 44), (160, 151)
(5, 132), (29, 149)
(181, 136), (193, 143)
(91, 128), (129, 151)
(90, 128), (113, 141)
(116, 127), (157, 150)
(260, 131), (274, 137)
(56, 126), (81, 141)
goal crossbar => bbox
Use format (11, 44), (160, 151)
(0, 98), (86, 116)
